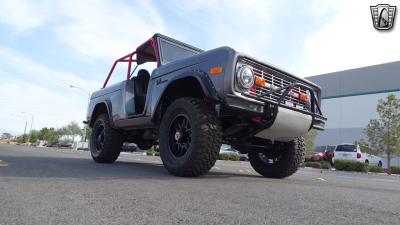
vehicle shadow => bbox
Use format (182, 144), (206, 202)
(0, 154), (259, 180)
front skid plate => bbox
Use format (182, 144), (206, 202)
(255, 107), (312, 141)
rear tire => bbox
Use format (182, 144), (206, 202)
(90, 114), (123, 163)
(248, 137), (305, 178)
(159, 97), (222, 177)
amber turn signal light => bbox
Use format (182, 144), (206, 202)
(210, 67), (223, 75)
(254, 76), (266, 87)
(299, 92), (308, 102)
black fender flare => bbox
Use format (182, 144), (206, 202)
(152, 70), (221, 121)
(90, 100), (114, 127)
(164, 70), (221, 101)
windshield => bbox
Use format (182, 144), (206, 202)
(314, 146), (326, 152)
(335, 145), (356, 152)
(159, 38), (200, 64)
(327, 146), (335, 151)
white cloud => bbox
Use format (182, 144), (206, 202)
(0, 0), (166, 61)
(0, 47), (100, 91)
(0, 48), (101, 134)
(168, 0), (276, 55)
(0, 77), (85, 134)
(0, 0), (54, 31)
(1, 0), (398, 77)
(301, 0), (400, 76)
(0, 0), (166, 135)
(53, 0), (166, 61)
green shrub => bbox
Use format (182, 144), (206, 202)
(391, 166), (400, 174)
(368, 165), (384, 173)
(320, 161), (332, 169)
(334, 160), (368, 172)
(146, 146), (160, 156)
(219, 153), (231, 160)
(146, 148), (156, 156)
(229, 154), (240, 161)
(218, 153), (240, 161)
(304, 162), (321, 169)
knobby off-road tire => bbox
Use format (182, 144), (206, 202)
(90, 114), (123, 163)
(248, 137), (305, 178)
(159, 97), (222, 177)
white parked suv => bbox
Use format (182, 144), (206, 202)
(333, 144), (382, 167)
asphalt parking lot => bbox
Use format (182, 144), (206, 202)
(1, 144), (399, 225)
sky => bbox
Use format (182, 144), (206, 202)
(0, 0), (399, 135)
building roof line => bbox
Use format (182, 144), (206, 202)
(322, 88), (400, 99)
(307, 60), (400, 79)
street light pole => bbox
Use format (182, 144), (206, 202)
(21, 112), (34, 143)
(20, 114), (28, 142)
(23, 116), (27, 136)
(69, 85), (91, 142)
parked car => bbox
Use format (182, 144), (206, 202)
(58, 143), (73, 148)
(333, 144), (382, 167)
(121, 143), (148, 155)
(219, 144), (240, 156)
(86, 33), (326, 178)
(239, 153), (249, 161)
(310, 145), (335, 163)
(219, 144), (248, 161)
(122, 142), (139, 152)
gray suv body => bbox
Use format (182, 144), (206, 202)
(86, 33), (326, 178)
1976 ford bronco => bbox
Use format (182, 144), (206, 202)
(86, 34), (326, 178)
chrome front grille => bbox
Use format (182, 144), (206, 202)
(237, 58), (309, 110)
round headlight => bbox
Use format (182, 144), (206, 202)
(236, 65), (255, 90)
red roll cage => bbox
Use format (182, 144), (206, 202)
(102, 37), (160, 88)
